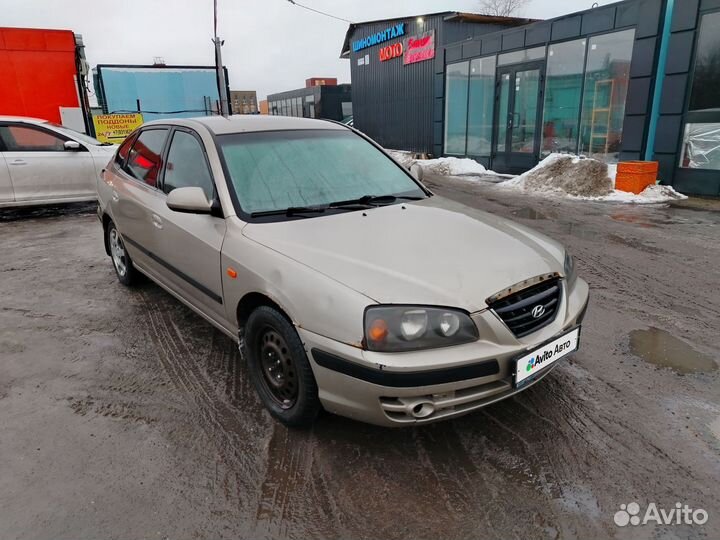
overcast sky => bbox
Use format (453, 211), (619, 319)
(4, 0), (615, 101)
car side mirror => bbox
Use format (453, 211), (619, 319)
(166, 187), (213, 214)
(410, 163), (424, 182)
(64, 140), (82, 151)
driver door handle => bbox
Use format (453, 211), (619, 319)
(152, 214), (163, 229)
(10, 159), (27, 166)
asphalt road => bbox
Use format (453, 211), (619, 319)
(1, 183), (719, 540)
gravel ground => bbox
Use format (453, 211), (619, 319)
(0, 188), (718, 540)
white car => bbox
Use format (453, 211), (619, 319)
(0, 116), (116, 208)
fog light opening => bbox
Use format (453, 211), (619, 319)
(411, 401), (435, 419)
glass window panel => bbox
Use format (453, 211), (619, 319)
(512, 69), (540, 153)
(498, 46), (545, 66)
(579, 29), (635, 162)
(444, 61), (469, 155)
(541, 39), (586, 155)
(689, 12), (720, 112)
(496, 73), (511, 153)
(466, 56), (496, 156)
(680, 123), (720, 170)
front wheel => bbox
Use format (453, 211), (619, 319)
(243, 306), (321, 427)
(107, 221), (138, 286)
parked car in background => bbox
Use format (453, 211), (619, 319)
(97, 115), (589, 427)
(0, 116), (115, 208)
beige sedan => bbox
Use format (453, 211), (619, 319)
(97, 115), (589, 427)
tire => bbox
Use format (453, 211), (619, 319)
(106, 220), (138, 286)
(243, 306), (321, 427)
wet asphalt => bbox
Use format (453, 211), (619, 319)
(0, 183), (718, 540)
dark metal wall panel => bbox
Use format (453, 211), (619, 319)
(671, 0), (699, 31)
(581, 6), (616, 34)
(501, 30), (525, 50)
(659, 74), (688, 114)
(525, 23), (551, 46)
(551, 16), (582, 40)
(348, 16), (444, 154)
(635, 0), (664, 37)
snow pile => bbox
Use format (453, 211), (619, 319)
(386, 151), (493, 176)
(501, 154), (613, 197)
(415, 156), (491, 176)
(386, 150), (416, 168)
(499, 153), (688, 204)
(593, 184), (688, 204)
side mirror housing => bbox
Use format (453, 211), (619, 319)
(410, 163), (424, 182)
(166, 187), (213, 214)
(64, 140), (82, 151)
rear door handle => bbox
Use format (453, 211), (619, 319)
(10, 159), (27, 166)
(112, 191), (120, 202)
(152, 214), (163, 229)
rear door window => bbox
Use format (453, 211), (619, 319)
(125, 129), (168, 188)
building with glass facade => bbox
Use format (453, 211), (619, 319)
(343, 0), (720, 196)
(267, 83), (352, 122)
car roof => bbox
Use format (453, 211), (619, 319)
(142, 115), (347, 135)
(0, 116), (50, 124)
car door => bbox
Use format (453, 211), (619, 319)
(108, 127), (170, 276)
(0, 122), (96, 202)
(153, 127), (228, 326)
(0, 152), (14, 205)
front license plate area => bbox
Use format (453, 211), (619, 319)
(513, 327), (581, 388)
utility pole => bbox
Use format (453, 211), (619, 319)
(213, 0), (229, 117)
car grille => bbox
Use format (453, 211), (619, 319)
(489, 278), (561, 338)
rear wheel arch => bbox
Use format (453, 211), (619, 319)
(102, 213), (112, 256)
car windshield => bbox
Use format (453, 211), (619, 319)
(217, 129), (426, 216)
(46, 122), (109, 146)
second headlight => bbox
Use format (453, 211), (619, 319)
(364, 306), (479, 352)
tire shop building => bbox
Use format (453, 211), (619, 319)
(341, 0), (720, 196)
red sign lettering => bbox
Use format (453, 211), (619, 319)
(379, 42), (403, 62)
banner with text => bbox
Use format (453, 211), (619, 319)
(92, 113), (144, 144)
(404, 30), (436, 65)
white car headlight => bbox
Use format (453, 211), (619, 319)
(364, 306), (479, 352)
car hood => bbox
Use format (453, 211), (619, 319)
(242, 196), (566, 312)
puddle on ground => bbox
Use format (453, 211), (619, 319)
(629, 327), (717, 374)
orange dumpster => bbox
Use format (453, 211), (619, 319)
(615, 161), (659, 194)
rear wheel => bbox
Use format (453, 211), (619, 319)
(244, 306), (320, 427)
(107, 221), (137, 286)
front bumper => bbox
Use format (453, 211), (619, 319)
(299, 277), (589, 427)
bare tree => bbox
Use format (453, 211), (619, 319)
(478, 0), (530, 17)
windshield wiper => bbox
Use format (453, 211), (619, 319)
(328, 194), (424, 208)
(250, 206), (326, 218)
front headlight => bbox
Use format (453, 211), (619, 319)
(564, 251), (577, 286)
(364, 306), (479, 352)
